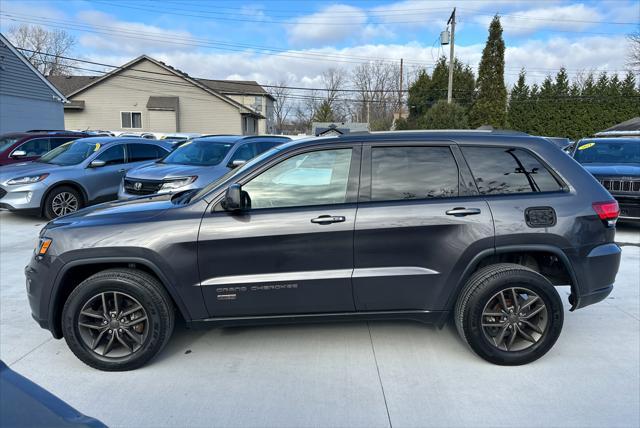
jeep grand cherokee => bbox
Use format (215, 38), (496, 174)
(25, 130), (621, 371)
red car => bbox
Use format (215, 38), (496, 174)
(0, 131), (89, 166)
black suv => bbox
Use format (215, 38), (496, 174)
(26, 131), (621, 371)
(572, 138), (640, 223)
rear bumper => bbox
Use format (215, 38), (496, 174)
(569, 243), (621, 310)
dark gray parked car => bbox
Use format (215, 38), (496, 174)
(26, 130), (621, 370)
(0, 137), (171, 218)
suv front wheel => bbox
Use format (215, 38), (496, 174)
(44, 186), (83, 219)
(61, 268), (174, 371)
(455, 263), (564, 365)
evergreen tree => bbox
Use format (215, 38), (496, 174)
(469, 15), (507, 128)
(406, 57), (475, 125)
(507, 69), (530, 131)
(419, 100), (469, 129)
(313, 100), (334, 122)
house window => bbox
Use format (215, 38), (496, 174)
(121, 112), (142, 129)
(253, 96), (263, 113)
(242, 116), (257, 135)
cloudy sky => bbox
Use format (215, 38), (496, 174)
(0, 0), (638, 88)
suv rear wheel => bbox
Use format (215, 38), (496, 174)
(61, 268), (174, 371)
(44, 186), (83, 219)
(455, 263), (564, 365)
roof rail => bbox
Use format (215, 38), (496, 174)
(26, 129), (81, 133)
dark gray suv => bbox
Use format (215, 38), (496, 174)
(26, 130), (621, 370)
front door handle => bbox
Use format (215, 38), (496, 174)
(446, 207), (481, 216)
(311, 215), (346, 225)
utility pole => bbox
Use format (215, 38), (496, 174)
(398, 58), (404, 117)
(447, 8), (456, 104)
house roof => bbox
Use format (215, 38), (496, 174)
(0, 33), (68, 102)
(45, 55), (265, 118)
(594, 117), (640, 137)
(198, 79), (274, 99)
(48, 76), (100, 96)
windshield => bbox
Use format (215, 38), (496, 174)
(192, 145), (284, 201)
(0, 136), (21, 153)
(38, 139), (98, 165)
(161, 140), (233, 166)
(574, 140), (640, 164)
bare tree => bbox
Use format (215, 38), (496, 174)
(268, 80), (293, 134)
(628, 32), (640, 74)
(351, 61), (401, 130)
(8, 24), (76, 76)
(320, 68), (347, 120)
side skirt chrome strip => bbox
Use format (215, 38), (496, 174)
(199, 266), (438, 287)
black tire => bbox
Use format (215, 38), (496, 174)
(454, 263), (563, 365)
(61, 268), (174, 371)
(43, 186), (83, 219)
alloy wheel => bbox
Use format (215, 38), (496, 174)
(481, 287), (548, 352)
(77, 291), (149, 358)
(51, 192), (79, 216)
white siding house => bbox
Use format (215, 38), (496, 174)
(0, 33), (67, 134)
(48, 56), (275, 135)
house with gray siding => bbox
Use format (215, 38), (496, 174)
(48, 55), (275, 135)
(0, 33), (67, 134)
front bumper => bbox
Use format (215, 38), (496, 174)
(25, 252), (65, 338)
(614, 196), (640, 222)
(569, 243), (621, 310)
(0, 182), (47, 211)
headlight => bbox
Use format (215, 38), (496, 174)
(7, 174), (49, 185)
(160, 176), (197, 190)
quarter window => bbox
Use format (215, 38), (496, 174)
(121, 112), (142, 129)
(371, 146), (459, 201)
(243, 149), (352, 209)
(462, 147), (563, 195)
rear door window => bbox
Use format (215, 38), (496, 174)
(461, 147), (563, 194)
(127, 144), (166, 162)
(371, 146), (459, 201)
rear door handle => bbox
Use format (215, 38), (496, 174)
(311, 215), (346, 224)
(446, 207), (481, 216)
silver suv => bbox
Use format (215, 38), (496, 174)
(118, 135), (290, 199)
(0, 137), (171, 218)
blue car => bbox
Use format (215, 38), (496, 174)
(0, 137), (172, 218)
(118, 135), (290, 198)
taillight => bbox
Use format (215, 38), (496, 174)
(592, 200), (619, 224)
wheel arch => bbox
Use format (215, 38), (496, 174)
(448, 244), (578, 313)
(41, 181), (89, 215)
(49, 257), (192, 339)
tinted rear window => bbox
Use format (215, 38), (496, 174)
(371, 146), (459, 201)
(462, 147), (562, 195)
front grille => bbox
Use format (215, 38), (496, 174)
(0, 187), (6, 199)
(124, 178), (163, 195)
(598, 178), (640, 194)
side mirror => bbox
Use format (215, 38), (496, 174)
(89, 159), (106, 168)
(221, 183), (248, 211)
(229, 159), (246, 169)
(11, 150), (26, 158)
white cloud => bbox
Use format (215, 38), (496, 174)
(287, 4), (368, 47)
(76, 11), (196, 54)
(84, 34), (630, 95)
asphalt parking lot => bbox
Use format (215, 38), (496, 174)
(1, 210), (638, 428)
